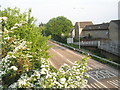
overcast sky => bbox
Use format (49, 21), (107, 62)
(1, 0), (119, 25)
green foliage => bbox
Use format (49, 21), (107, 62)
(1, 7), (50, 87)
(46, 16), (73, 43)
(0, 7), (89, 88)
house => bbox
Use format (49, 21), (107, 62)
(74, 21), (93, 39)
(82, 23), (109, 39)
(81, 20), (120, 57)
(108, 20), (120, 45)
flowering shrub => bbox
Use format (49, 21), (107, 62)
(0, 7), (89, 88)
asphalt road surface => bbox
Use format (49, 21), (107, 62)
(48, 41), (120, 89)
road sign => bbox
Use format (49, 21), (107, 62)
(67, 38), (73, 44)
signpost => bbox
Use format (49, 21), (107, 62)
(67, 38), (73, 44)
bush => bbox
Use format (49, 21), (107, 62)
(0, 7), (89, 88)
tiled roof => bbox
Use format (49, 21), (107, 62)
(83, 23), (109, 31)
(75, 21), (93, 28)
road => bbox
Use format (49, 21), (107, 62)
(48, 41), (120, 89)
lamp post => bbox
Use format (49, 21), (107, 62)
(78, 26), (80, 49)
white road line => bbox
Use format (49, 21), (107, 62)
(107, 81), (119, 88)
(51, 48), (74, 65)
(94, 83), (101, 88)
(102, 70), (116, 76)
(86, 84), (92, 88)
(90, 75), (108, 88)
(51, 41), (82, 57)
(114, 80), (120, 84)
(48, 59), (57, 69)
(90, 83), (97, 88)
(66, 49), (82, 58)
(112, 80), (119, 85)
(110, 81), (119, 87)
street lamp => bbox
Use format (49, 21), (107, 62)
(78, 26), (80, 49)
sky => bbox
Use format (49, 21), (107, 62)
(1, 0), (119, 25)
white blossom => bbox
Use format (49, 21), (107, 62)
(60, 78), (66, 84)
(11, 26), (18, 30)
(10, 66), (18, 71)
(4, 37), (10, 40)
(0, 17), (7, 21)
(18, 79), (28, 87)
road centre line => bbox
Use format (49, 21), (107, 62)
(51, 48), (74, 65)
(50, 41), (83, 58)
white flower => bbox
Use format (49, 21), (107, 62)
(60, 78), (66, 84)
(10, 66), (18, 71)
(11, 26), (18, 30)
(4, 37), (10, 40)
(35, 71), (40, 77)
(18, 79), (27, 87)
(41, 68), (47, 74)
(0, 17), (7, 21)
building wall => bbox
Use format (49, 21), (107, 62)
(81, 30), (109, 39)
(109, 22), (119, 44)
(70, 29), (75, 38)
(75, 23), (79, 38)
(74, 22), (93, 39)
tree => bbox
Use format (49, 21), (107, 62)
(46, 16), (73, 43)
(0, 7), (50, 87)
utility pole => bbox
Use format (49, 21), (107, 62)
(78, 25), (80, 49)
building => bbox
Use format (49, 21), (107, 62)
(109, 20), (120, 45)
(69, 28), (75, 38)
(74, 21), (93, 39)
(82, 23), (109, 39)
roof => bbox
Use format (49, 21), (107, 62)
(75, 21), (93, 28)
(110, 20), (120, 24)
(83, 23), (109, 31)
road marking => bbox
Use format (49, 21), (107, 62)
(66, 49), (82, 58)
(48, 59), (57, 69)
(90, 83), (97, 88)
(110, 80), (119, 87)
(90, 75), (108, 88)
(86, 84), (92, 88)
(94, 83), (101, 88)
(107, 81), (119, 88)
(88, 69), (116, 80)
(51, 48), (74, 65)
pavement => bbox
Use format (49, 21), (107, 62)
(48, 41), (120, 89)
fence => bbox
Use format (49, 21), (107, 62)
(99, 41), (120, 56)
(74, 41), (99, 46)
(73, 41), (120, 56)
